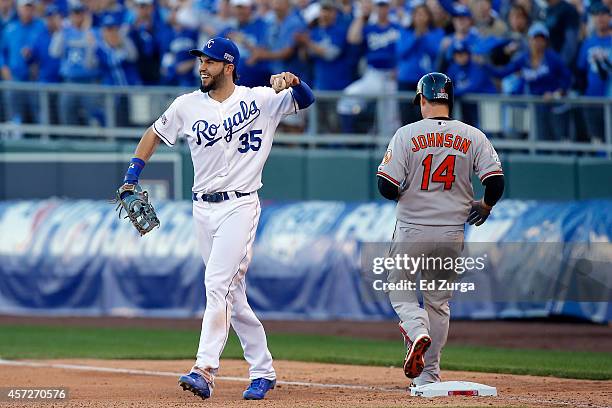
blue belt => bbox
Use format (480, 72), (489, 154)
(192, 191), (251, 202)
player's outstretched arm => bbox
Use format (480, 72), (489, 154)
(270, 71), (315, 109)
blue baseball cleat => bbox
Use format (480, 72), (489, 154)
(243, 378), (276, 400)
(178, 372), (213, 400)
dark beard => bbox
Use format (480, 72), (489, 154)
(199, 71), (223, 93)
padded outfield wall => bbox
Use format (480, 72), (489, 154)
(0, 199), (610, 323)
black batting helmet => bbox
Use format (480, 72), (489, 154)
(413, 72), (454, 114)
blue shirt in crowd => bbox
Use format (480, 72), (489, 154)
(267, 11), (308, 80)
(160, 27), (198, 86)
(0, 18), (45, 80)
(50, 26), (101, 82)
(443, 30), (484, 60)
(577, 32), (611, 97)
(494, 48), (571, 95)
(128, 20), (170, 85)
(309, 20), (353, 90)
(0, 9), (17, 34)
(397, 27), (444, 84)
(363, 22), (401, 70)
(220, 18), (271, 88)
(96, 40), (141, 86)
(447, 60), (497, 96)
(31, 25), (61, 82)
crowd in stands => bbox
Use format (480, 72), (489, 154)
(0, 0), (609, 138)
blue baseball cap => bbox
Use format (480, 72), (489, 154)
(101, 13), (121, 28)
(44, 4), (61, 16)
(189, 37), (240, 66)
(453, 5), (472, 18)
(528, 22), (549, 38)
(450, 40), (471, 54)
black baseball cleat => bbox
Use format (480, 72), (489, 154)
(403, 333), (432, 379)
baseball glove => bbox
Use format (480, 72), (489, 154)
(113, 184), (160, 236)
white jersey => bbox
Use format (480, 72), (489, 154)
(152, 86), (297, 194)
(377, 118), (503, 226)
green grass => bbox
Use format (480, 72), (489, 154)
(0, 325), (610, 380)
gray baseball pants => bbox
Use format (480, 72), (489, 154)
(387, 221), (464, 386)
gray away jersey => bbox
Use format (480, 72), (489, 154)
(377, 118), (503, 226)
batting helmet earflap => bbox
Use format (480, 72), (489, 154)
(413, 72), (454, 114)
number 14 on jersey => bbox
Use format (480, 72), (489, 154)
(421, 154), (456, 190)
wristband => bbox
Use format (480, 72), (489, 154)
(124, 157), (145, 185)
(291, 80), (315, 110)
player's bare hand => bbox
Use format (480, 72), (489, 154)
(270, 72), (299, 93)
(467, 200), (492, 226)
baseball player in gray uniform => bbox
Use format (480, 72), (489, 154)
(376, 72), (504, 387)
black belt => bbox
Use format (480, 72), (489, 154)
(192, 191), (251, 202)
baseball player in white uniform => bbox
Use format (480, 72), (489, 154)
(376, 72), (504, 387)
(119, 37), (315, 400)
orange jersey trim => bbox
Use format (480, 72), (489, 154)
(480, 170), (504, 182)
(376, 171), (400, 187)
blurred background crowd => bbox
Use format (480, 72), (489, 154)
(0, 0), (609, 138)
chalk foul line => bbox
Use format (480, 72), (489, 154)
(0, 359), (399, 392)
(0, 358), (607, 408)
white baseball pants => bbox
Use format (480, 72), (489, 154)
(336, 67), (400, 136)
(192, 192), (275, 381)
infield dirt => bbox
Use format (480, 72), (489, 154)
(0, 359), (610, 408)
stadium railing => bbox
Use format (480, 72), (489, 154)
(0, 81), (609, 158)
